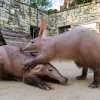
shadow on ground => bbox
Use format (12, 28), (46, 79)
(0, 61), (100, 100)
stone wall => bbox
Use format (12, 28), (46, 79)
(49, 1), (100, 35)
(0, 0), (48, 37)
(0, 0), (100, 38)
(0, 0), (50, 46)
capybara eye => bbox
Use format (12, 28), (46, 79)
(48, 69), (53, 72)
(31, 41), (34, 43)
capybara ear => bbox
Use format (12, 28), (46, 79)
(64, 0), (68, 5)
(31, 65), (43, 73)
(31, 67), (41, 73)
(39, 19), (46, 38)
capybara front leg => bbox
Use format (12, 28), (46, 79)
(24, 74), (53, 90)
(22, 54), (49, 71)
(89, 69), (100, 88)
(76, 67), (88, 80)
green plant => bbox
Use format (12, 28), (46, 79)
(16, 0), (52, 10)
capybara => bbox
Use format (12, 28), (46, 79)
(0, 45), (67, 90)
(22, 20), (100, 88)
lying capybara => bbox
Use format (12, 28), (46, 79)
(22, 20), (100, 88)
(0, 45), (67, 90)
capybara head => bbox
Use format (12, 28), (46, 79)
(22, 20), (46, 52)
(29, 63), (68, 85)
(22, 37), (41, 51)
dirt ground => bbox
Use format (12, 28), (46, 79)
(0, 61), (100, 100)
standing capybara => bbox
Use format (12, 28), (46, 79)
(0, 45), (67, 90)
(22, 20), (100, 88)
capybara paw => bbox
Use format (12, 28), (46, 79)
(89, 81), (100, 88)
(22, 66), (29, 72)
(22, 62), (34, 71)
(76, 75), (86, 80)
(38, 83), (53, 90)
(24, 62), (33, 69)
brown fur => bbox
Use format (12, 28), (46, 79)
(0, 45), (67, 90)
(22, 26), (100, 88)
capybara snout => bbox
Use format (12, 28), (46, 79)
(59, 77), (68, 85)
(29, 63), (68, 84)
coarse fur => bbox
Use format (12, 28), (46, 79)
(0, 45), (67, 90)
(22, 27), (100, 68)
(22, 21), (100, 88)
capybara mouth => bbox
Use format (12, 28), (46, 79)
(57, 77), (68, 85)
(37, 76), (68, 85)
(21, 47), (28, 51)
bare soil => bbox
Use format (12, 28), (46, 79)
(0, 61), (100, 100)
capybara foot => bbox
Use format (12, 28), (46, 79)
(76, 75), (86, 80)
(23, 62), (37, 71)
(22, 66), (29, 72)
(11, 77), (22, 82)
(22, 62), (35, 71)
(89, 81), (100, 88)
(37, 82), (53, 90)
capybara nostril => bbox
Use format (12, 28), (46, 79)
(62, 77), (68, 85)
(59, 77), (68, 85)
(65, 77), (68, 83)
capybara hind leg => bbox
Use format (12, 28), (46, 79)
(0, 64), (7, 80)
(76, 68), (88, 80)
(4, 75), (21, 81)
(89, 69), (100, 88)
(24, 74), (53, 90)
(0, 70), (4, 80)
